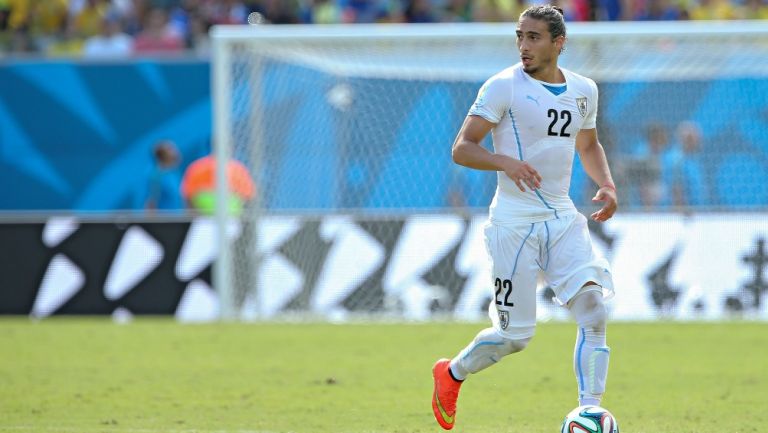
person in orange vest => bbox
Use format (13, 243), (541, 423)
(180, 155), (256, 216)
(182, 155), (258, 316)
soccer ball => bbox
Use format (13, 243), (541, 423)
(560, 405), (619, 433)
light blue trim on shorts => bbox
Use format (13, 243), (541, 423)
(511, 223), (535, 276)
(535, 220), (551, 271)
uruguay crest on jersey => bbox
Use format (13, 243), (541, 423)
(577, 97), (588, 117)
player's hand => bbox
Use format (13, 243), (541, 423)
(502, 158), (542, 192)
(590, 186), (617, 222)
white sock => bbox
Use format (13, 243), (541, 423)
(570, 289), (610, 406)
(575, 326), (609, 406)
(449, 360), (466, 381)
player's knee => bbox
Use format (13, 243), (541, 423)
(572, 290), (607, 330)
(586, 296), (607, 329)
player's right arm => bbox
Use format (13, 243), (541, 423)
(451, 115), (542, 192)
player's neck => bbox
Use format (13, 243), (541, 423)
(526, 65), (564, 84)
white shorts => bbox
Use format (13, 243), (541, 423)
(483, 212), (614, 339)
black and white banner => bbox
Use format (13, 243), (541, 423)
(1, 213), (766, 321)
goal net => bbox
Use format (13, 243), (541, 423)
(211, 21), (768, 321)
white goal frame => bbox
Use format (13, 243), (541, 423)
(210, 21), (768, 320)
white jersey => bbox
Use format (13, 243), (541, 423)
(469, 63), (599, 224)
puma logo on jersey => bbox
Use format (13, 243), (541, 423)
(526, 94), (540, 106)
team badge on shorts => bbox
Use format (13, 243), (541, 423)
(576, 97), (588, 117)
(498, 310), (509, 330)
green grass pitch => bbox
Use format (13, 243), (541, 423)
(1, 318), (766, 433)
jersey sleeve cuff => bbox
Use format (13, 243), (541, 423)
(468, 109), (500, 124)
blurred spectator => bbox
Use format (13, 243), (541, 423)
(145, 140), (184, 213)
(151, 0), (178, 9)
(442, 0), (472, 22)
(133, 7), (183, 54)
(0, 1), (8, 29)
(669, 121), (709, 207)
(470, 0), (494, 22)
(4, 0), (29, 31)
(554, 0), (592, 21)
(29, 0), (68, 52)
(406, 0), (439, 22)
(72, 0), (108, 38)
(301, 0), (343, 24)
(119, 0), (147, 36)
(689, 0), (738, 19)
(738, 0), (768, 19)
(168, 0), (196, 38)
(186, 13), (211, 57)
(623, 123), (678, 208)
(472, 0), (527, 22)
(446, 164), (469, 209)
(111, 0), (134, 18)
(31, 0), (68, 33)
(0, 0), (29, 52)
(385, 0), (406, 22)
(594, 0), (623, 20)
(46, 19), (84, 56)
(339, 0), (393, 23)
(207, 0), (248, 25)
(634, 0), (684, 20)
(82, 13), (132, 58)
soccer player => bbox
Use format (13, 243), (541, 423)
(431, 5), (618, 430)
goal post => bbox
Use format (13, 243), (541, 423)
(210, 21), (768, 321)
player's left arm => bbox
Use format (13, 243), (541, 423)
(575, 128), (617, 222)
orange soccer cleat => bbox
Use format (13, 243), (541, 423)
(431, 358), (463, 430)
